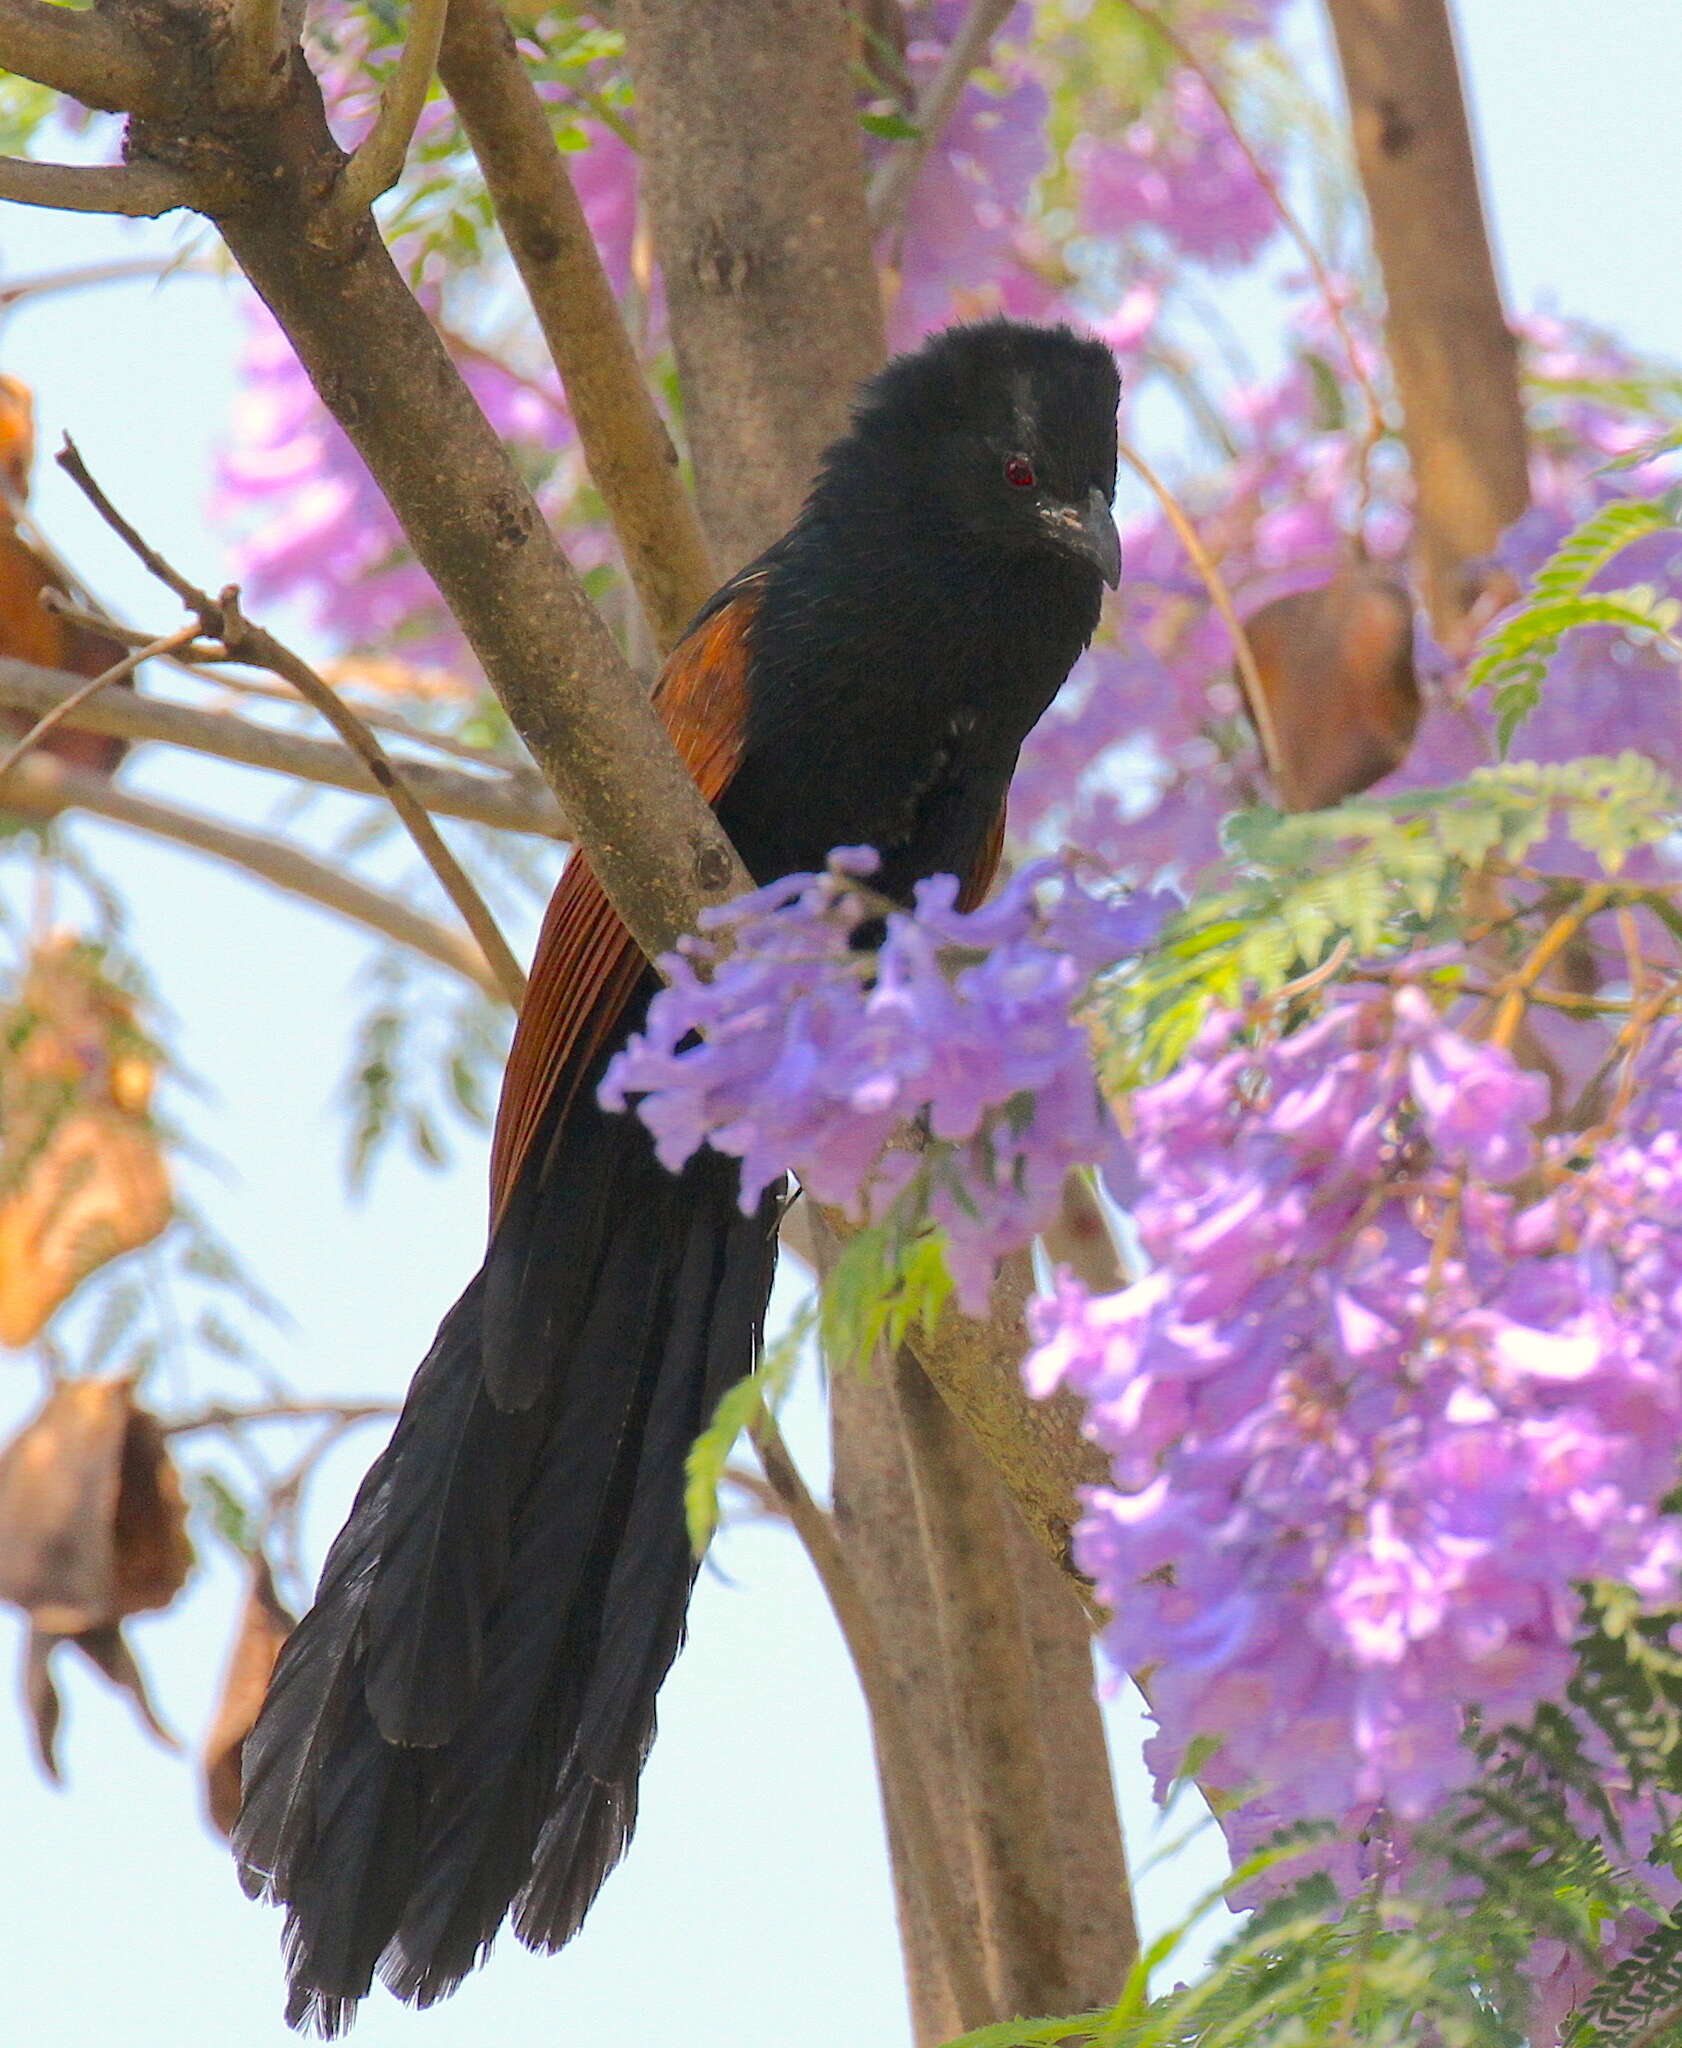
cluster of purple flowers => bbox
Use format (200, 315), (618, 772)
(1027, 996), (1682, 1904)
(600, 853), (1167, 1309)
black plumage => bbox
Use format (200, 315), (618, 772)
(235, 318), (1121, 2031)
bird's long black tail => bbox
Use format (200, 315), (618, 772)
(233, 1003), (781, 2034)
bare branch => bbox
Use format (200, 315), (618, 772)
(0, 254), (223, 311)
(335, 0), (453, 217)
(161, 1398), (398, 1438)
(51, 439), (528, 1008)
(0, 657), (565, 837)
(868, 0), (1014, 237)
(201, 60), (752, 961)
(1121, 0), (1388, 511)
(752, 1413), (994, 2025)
(0, 625), (196, 782)
(41, 595), (522, 772)
(1118, 436), (1287, 800)
(0, 0), (166, 116)
(0, 755), (507, 998)
(438, 0), (715, 651)
(1322, 0), (1530, 631)
(0, 157), (193, 219)
(217, 589), (528, 1008)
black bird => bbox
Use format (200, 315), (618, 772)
(235, 317), (1123, 2032)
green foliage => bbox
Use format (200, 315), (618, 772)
(683, 1308), (806, 1555)
(816, 1213), (954, 1372)
(1097, 753), (1680, 1090)
(1465, 492), (1682, 747)
(339, 948), (509, 1192)
(0, 76), (63, 157)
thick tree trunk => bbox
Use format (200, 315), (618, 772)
(613, 0), (887, 573)
(1321, 0), (1529, 631)
(616, 11), (1136, 2019)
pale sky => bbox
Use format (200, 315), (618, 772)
(0, 7), (1677, 2045)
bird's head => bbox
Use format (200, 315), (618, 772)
(823, 319), (1123, 590)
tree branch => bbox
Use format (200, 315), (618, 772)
(161, 1397), (399, 1438)
(0, 0), (167, 116)
(0, 157), (194, 218)
(1322, 0), (1530, 631)
(223, 0), (287, 108)
(218, 587), (528, 1007)
(1121, 0), (1387, 507)
(1119, 436), (1287, 799)
(615, 0), (887, 571)
(438, 0), (716, 653)
(195, 54), (752, 959)
(335, 0), (453, 217)
(892, 1353), (1133, 2012)
(40, 595), (525, 773)
(751, 1414), (994, 2026)
(0, 754), (507, 998)
(0, 254), (224, 311)
(0, 657), (565, 837)
(0, 625), (196, 781)
(50, 439), (528, 1008)
(868, 0), (1014, 238)
(896, 1246), (1108, 1618)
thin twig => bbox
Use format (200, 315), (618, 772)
(0, 754), (507, 997)
(0, 253), (223, 311)
(39, 596), (228, 665)
(0, 157), (192, 218)
(0, 655), (564, 835)
(719, 1464), (789, 1521)
(162, 1398), (398, 1439)
(868, 0), (1015, 237)
(749, 1413), (994, 2024)
(1118, 436), (1286, 790)
(1487, 886), (1612, 1049)
(335, 0), (453, 217)
(1120, 0), (1388, 525)
(54, 437), (530, 1007)
(40, 593), (519, 769)
(218, 589), (529, 1007)
(0, 624), (195, 781)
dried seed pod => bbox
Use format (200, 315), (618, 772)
(0, 1375), (191, 1779)
(1239, 568), (1421, 812)
(202, 1553), (294, 1839)
(0, 937), (172, 1346)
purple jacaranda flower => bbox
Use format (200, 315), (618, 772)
(601, 852), (1169, 1310)
(1026, 987), (1682, 1956)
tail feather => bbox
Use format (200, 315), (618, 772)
(235, 1031), (781, 2033)
(383, 1219), (677, 1998)
(512, 1200), (756, 1951)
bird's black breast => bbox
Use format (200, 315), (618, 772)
(720, 530), (1100, 898)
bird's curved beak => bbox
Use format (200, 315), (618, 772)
(1042, 486), (1122, 589)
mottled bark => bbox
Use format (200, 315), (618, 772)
(614, 0), (887, 571)
(438, 0), (716, 652)
(1322, 0), (1530, 629)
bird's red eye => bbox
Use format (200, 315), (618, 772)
(1004, 455), (1036, 488)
